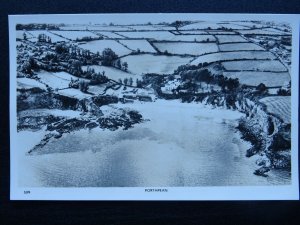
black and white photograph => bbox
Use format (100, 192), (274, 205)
(9, 13), (299, 200)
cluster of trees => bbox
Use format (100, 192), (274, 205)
(179, 68), (240, 92)
(69, 78), (89, 93)
(113, 59), (128, 71)
(101, 48), (118, 66)
(55, 43), (69, 54)
(20, 57), (39, 75)
(79, 80), (89, 92)
(118, 77), (133, 86)
(170, 20), (192, 31)
(174, 63), (209, 74)
(16, 23), (59, 30)
(277, 81), (291, 96)
(38, 34), (52, 43)
(75, 36), (102, 42)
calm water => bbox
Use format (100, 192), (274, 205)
(18, 100), (290, 187)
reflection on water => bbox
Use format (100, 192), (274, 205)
(18, 101), (291, 187)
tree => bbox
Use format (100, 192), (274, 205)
(256, 83), (267, 94)
(69, 60), (82, 76)
(55, 43), (69, 54)
(102, 48), (118, 66)
(23, 32), (27, 40)
(123, 78), (128, 85)
(115, 59), (121, 69)
(227, 78), (239, 91)
(28, 57), (38, 70)
(136, 78), (142, 88)
(172, 20), (184, 31)
(21, 61), (32, 75)
(122, 62), (128, 72)
(38, 33), (47, 42)
(90, 72), (108, 85)
(79, 80), (89, 93)
(128, 77), (133, 86)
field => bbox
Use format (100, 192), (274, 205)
(219, 43), (264, 51)
(115, 31), (175, 40)
(223, 71), (290, 87)
(36, 71), (88, 89)
(95, 31), (125, 39)
(121, 54), (193, 75)
(259, 96), (291, 123)
(169, 34), (216, 42)
(179, 30), (209, 35)
(57, 88), (92, 99)
(152, 25), (176, 31)
(82, 65), (137, 84)
(207, 31), (236, 35)
(237, 29), (288, 35)
(153, 42), (218, 55)
(190, 51), (276, 65)
(222, 60), (287, 72)
(51, 31), (100, 40)
(217, 23), (252, 30)
(79, 40), (132, 56)
(27, 31), (68, 43)
(228, 22), (266, 29)
(124, 25), (162, 31)
(118, 40), (157, 53)
(16, 31), (34, 40)
(17, 77), (47, 90)
(59, 25), (131, 31)
(180, 22), (222, 30)
(216, 35), (248, 43)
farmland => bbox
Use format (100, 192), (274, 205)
(121, 54), (193, 74)
(259, 96), (291, 123)
(222, 60), (287, 72)
(118, 40), (157, 53)
(28, 30), (68, 43)
(36, 70), (89, 89)
(219, 43), (265, 51)
(216, 35), (248, 43)
(51, 30), (100, 40)
(79, 40), (132, 56)
(190, 51), (276, 65)
(115, 31), (175, 40)
(223, 71), (290, 87)
(95, 31), (125, 39)
(152, 42), (218, 55)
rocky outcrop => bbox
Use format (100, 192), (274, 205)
(17, 88), (146, 154)
(236, 98), (291, 175)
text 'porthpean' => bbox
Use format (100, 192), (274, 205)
(145, 188), (168, 192)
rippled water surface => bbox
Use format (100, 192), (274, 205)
(18, 101), (290, 187)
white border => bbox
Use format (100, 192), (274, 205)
(9, 13), (300, 200)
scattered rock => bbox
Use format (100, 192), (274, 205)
(246, 146), (258, 157)
(254, 166), (270, 177)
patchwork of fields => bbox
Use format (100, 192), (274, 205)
(16, 20), (291, 90)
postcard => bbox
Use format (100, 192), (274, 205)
(9, 13), (299, 200)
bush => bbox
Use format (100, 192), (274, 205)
(79, 80), (89, 93)
(102, 48), (118, 66)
